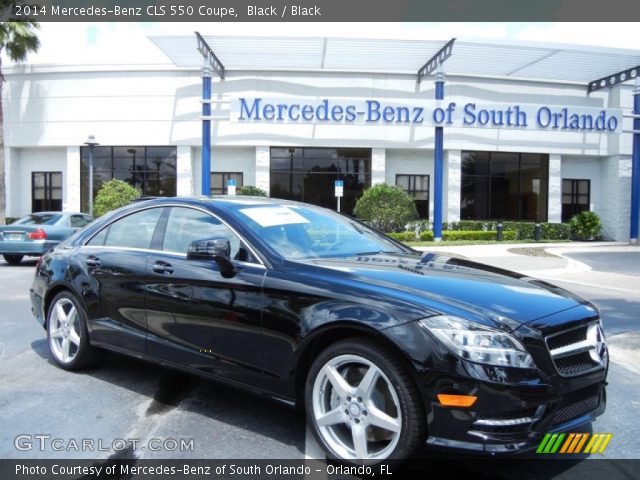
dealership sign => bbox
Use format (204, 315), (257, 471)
(231, 97), (623, 133)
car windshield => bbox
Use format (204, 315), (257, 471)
(236, 203), (409, 259)
(14, 214), (62, 225)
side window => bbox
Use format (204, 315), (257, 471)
(87, 227), (108, 246)
(88, 208), (163, 249)
(70, 214), (91, 228)
(163, 207), (247, 260)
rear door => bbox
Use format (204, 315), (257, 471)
(145, 206), (267, 387)
(78, 207), (165, 353)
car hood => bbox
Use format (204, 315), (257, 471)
(293, 252), (590, 328)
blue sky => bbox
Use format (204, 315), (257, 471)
(10, 22), (640, 66)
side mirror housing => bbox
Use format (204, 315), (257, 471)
(187, 237), (236, 278)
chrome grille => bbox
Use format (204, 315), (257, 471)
(547, 325), (588, 350)
(545, 322), (607, 377)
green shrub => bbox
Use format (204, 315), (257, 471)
(541, 222), (571, 240)
(420, 230), (434, 242)
(237, 185), (267, 197)
(414, 230), (516, 242)
(353, 184), (418, 232)
(5, 217), (18, 225)
(442, 230), (516, 241)
(445, 221), (569, 240)
(386, 231), (418, 242)
(569, 211), (602, 241)
(93, 179), (141, 217)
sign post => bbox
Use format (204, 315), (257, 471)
(631, 77), (640, 243)
(201, 57), (211, 195)
(195, 32), (226, 196)
(227, 179), (237, 196)
(433, 69), (444, 242)
(335, 180), (344, 213)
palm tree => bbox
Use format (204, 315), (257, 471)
(0, 20), (40, 224)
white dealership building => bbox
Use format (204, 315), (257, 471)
(3, 35), (639, 239)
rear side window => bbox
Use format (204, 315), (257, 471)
(15, 214), (62, 225)
(70, 215), (92, 228)
(87, 208), (163, 249)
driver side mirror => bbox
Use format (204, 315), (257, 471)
(187, 237), (237, 278)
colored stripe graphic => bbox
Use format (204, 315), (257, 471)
(551, 433), (566, 453)
(574, 433), (589, 453)
(597, 434), (613, 453)
(537, 433), (552, 453)
(537, 433), (613, 454)
(584, 434), (599, 453)
(544, 434), (559, 453)
(559, 434), (575, 453)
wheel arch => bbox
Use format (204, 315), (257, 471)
(293, 321), (423, 408)
(43, 283), (83, 329)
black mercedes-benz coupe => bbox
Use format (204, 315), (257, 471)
(30, 196), (608, 462)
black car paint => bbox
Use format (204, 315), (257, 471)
(30, 197), (607, 453)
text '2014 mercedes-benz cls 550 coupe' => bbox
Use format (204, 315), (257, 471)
(30, 196), (608, 463)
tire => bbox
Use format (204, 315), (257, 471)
(305, 337), (425, 464)
(46, 291), (100, 370)
(3, 254), (23, 265)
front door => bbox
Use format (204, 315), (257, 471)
(145, 206), (267, 387)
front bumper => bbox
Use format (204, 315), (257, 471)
(424, 375), (607, 454)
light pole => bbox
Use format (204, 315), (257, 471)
(84, 135), (99, 216)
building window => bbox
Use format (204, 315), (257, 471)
(80, 146), (177, 213)
(562, 179), (590, 222)
(211, 172), (244, 195)
(461, 151), (549, 222)
(270, 147), (371, 215)
(396, 174), (429, 219)
(32, 172), (62, 212)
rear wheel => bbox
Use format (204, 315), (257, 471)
(47, 292), (100, 370)
(3, 254), (23, 265)
(305, 338), (425, 464)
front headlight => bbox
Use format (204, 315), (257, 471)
(419, 315), (535, 369)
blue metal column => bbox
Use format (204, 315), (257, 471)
(201, 59), (212, 196)
(433, 70), (445, 241)
(631, 78), (640, 243)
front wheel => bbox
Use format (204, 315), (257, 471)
(305, 338), (425, 464)
(47, 292), (100, 370)
(3, 254), (23, 264)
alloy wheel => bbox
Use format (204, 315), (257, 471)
(311, 354), (402, 461)
(48, 298), (81, 364)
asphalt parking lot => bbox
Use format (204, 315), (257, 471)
(0, 246), (638, 475)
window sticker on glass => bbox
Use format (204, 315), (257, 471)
(240, 206), (310, 227)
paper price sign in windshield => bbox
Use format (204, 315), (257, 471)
(335, 180), (344, 198)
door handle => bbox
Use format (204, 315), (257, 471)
(152, 261), (174, 274)
(86, 256), (101, 268)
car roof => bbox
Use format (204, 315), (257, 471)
(27, 212), (89, 216)
(132, 195), (305, 210)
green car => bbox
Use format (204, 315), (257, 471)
(0, 212), (94, 264)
